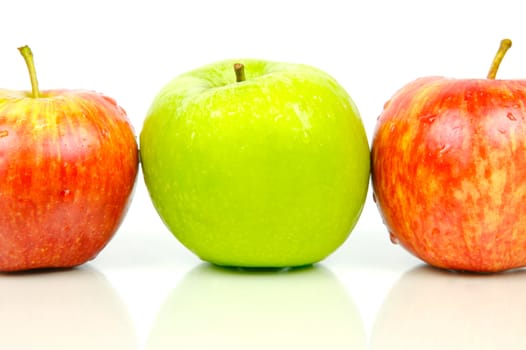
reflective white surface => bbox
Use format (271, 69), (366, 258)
(0, 266), (136, 350)
(372, 266), (526, 350)
(7, 218), (526, 350)
(147, 264), (366, 350)
(3, 0), (526, 349)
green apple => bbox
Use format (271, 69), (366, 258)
(140, 59), (370, 267)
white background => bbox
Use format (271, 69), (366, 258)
(1, 1), (526, 349)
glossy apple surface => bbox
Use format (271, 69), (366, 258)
(0, 47), (138, 271)
(372, 75), (526, 272)
(140, 59), (370, 267)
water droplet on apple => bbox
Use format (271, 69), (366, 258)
(438, 144), (451, 155)
(60, 189), (71, 198)
(389, 232), (399, 245)
(498, 128), (507, 135)
(383, 99), (392, 110)
(513, 103), (521, 109)
(420, 114), (437, 124)
(507, 112), (517, 121)
(0, 130), (8, 138)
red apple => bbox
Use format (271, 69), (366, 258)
(371, 39), (526, 272)
(0, 46), (138, 272)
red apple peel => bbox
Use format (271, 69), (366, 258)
(372, 38), (526, 272)
(0, 46), (139, 271)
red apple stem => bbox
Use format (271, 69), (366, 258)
(487, 39), (512, 80)
(17, 45), (40, 98)
(234, 63), (246, 83)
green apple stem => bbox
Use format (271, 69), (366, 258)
(17, 45), (40, 98)
(234, 63), (246, 82)
(487, 39), (512, 79)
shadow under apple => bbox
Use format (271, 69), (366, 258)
(0, 266), (137, 350)
(371, 265), (526, 350)
(147, 264), (366, 350)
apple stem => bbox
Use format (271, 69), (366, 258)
(17, 45), (41, 98)
(234, 63), (246, 83)
(487, 39), (512, 79)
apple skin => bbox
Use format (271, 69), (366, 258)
(140, 59), (370, 268)
(371, 76), (526, 272)
(0, 89), (139, 272)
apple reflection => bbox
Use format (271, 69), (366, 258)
(0, 266), (136, 350)
(147, 264), (366, 350)
(371, 266), (526, 350)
